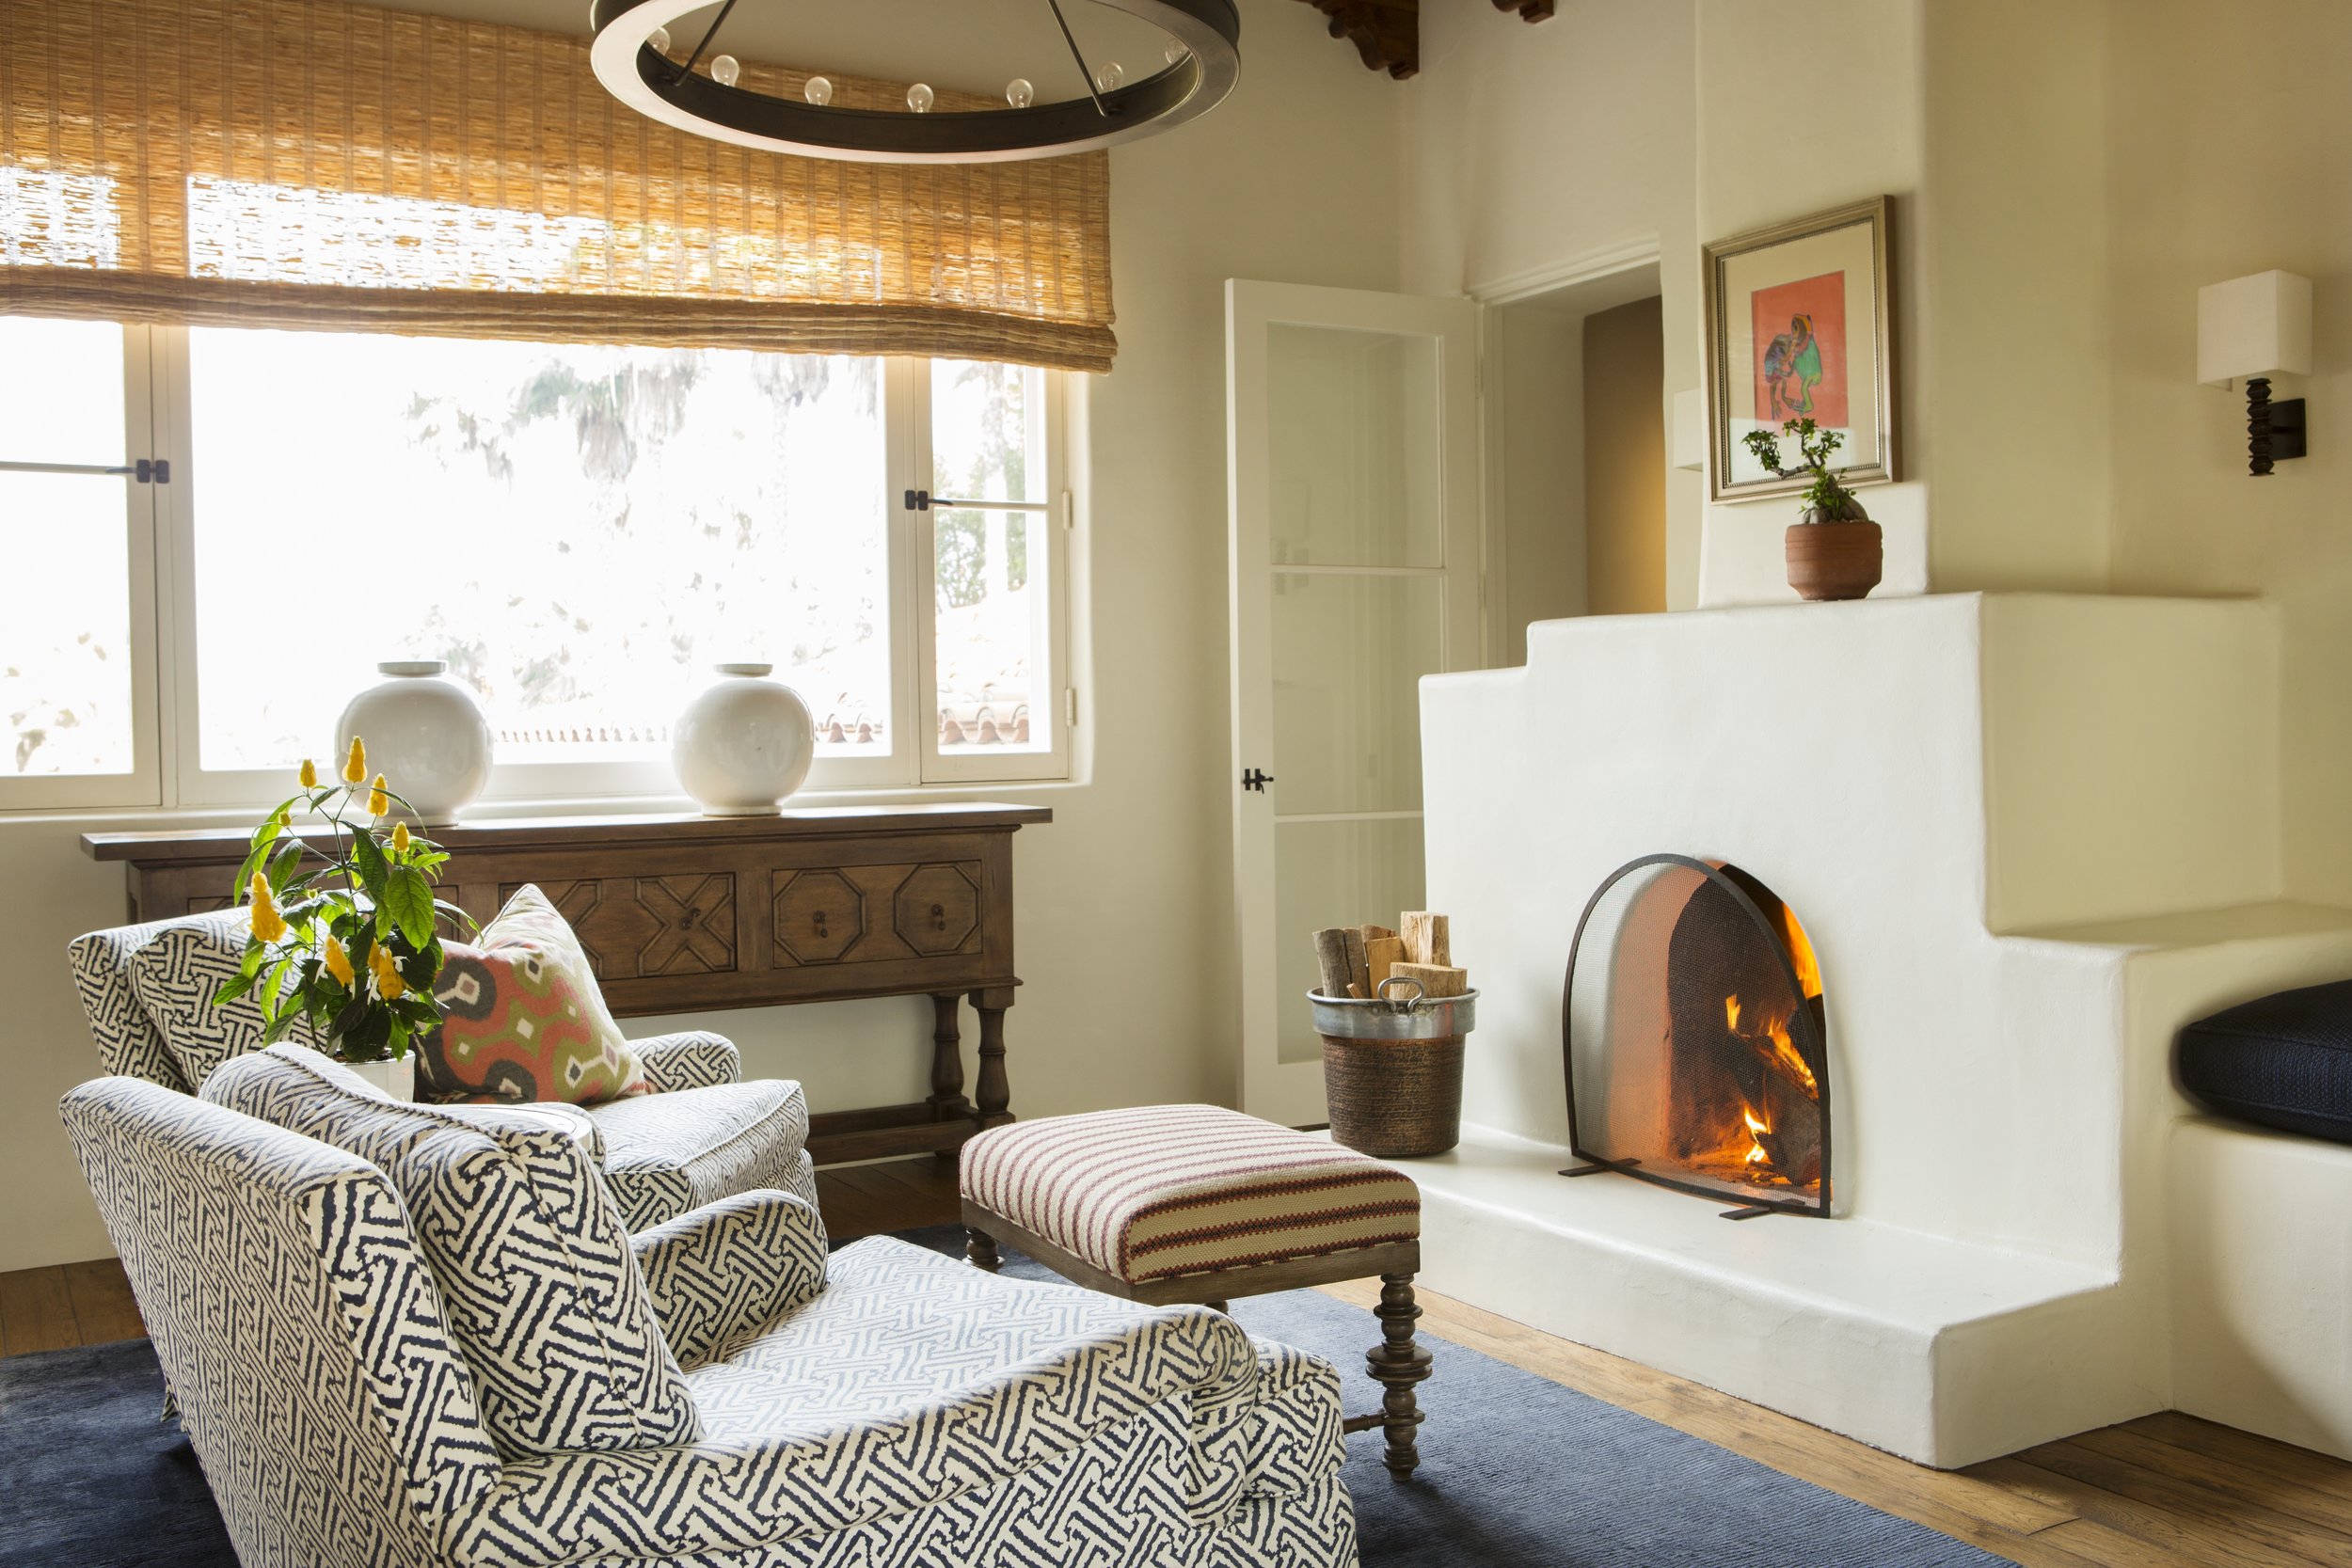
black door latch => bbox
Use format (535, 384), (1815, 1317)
(1242, 767), (1274, 793)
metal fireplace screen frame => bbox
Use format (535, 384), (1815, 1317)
(1560, 853), (1832, 1219)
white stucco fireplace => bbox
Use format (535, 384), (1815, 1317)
(1409, 592), (2352, 1467)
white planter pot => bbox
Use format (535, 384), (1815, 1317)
(342, 1054), (415, 1101)
(672, 663), (817, 816)
(335, 661), (495, 826)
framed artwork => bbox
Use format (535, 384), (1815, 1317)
(1702, 196), (1897, 503)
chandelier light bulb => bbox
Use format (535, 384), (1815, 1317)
(1164, 40), (1186, 66)
(645, 25), (670, 55)
(1094, 61), (1124, 92)
(804, 75), (833, 105)
(1006, 78), (1034, 109)
(710, 54), (740, 87)
(907, 82), (934, 113)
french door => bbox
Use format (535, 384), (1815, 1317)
(1226, 281), (1482, 1124)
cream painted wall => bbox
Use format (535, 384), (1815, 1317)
(2099, 0), (2352, 905)
(1494, 305), (1584, 664)
(0, 0), (1401, 1273)
(1401, 0), (1702, 611)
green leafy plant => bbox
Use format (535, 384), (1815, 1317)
(213, 736), (473, 1062)
(1740, 417), (1867, 520)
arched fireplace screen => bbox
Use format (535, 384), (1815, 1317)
(1561, 855), (1831, 1219)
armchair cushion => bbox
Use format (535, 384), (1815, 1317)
(416, 884), (647, 1106)
(460, 1238), (1295, 1564)
(629, 1029), (742, 1093)
(631, 1189), (829, 1369)
(115, 907), (278, 1089)
(588, 1078), (814, 1230)
(202, 1044), (700, 1460)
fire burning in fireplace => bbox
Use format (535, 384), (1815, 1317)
(1562, 855), (1834, 1218)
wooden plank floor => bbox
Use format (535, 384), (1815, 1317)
(8, 1157), (2347, 1567)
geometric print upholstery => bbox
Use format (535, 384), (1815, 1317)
(629, 1188), (832, 1370)
(61, 1076), (501, 1568)
(68, 912), (816, 1237)
(63, 1078), (1360, 1568)
(461, 1238), (1356, 1564)
(199, 1045), (701, 1460)
(630, 1029), (746, 1093)
(962, 1104), (1422, 1284)
(101, 907), (268, 1090)
(587, 1078), (815, 1231)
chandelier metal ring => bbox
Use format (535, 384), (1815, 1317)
(589, 0), (1242, 164)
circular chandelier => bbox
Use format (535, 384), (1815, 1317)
(588, 0), (1241, 165)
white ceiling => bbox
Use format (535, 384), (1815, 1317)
(384, 0), (1183, 101)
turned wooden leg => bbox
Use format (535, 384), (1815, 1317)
(972, 986), (1014, 1126)
(928, 993), (970, 1121)
(1367, 1272), (1432, 1479)
(965, 1227), (1003, 1273)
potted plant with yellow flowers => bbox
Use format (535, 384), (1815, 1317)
(212, 736), (472, 1099)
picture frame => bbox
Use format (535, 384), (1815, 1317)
(1702, 196), (1898, 504)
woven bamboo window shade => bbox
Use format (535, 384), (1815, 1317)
(0, 0), (1116, 371)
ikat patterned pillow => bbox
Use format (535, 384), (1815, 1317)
(201, 1044), (699, 1459)
(416, 884), (648, 1106)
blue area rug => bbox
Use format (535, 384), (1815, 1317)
(0, 1230), (2012, 1567)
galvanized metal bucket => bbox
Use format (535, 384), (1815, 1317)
(1311, 977), (1477, 1159)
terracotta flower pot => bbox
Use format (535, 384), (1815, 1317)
(1785, 519), (1883, 601)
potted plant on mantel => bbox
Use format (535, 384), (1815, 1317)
(212, 736), (471, 1099)
(1741, 416), (1883, 601)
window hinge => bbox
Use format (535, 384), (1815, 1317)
(1064, 687), (1078, 727)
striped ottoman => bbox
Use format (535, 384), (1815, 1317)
(960, 1102), (1431, 1477)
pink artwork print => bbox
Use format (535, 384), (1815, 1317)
(1751, 271), (1849, 429)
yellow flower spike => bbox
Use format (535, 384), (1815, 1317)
(368, 772), (389, 817)
(248, 873), (288, 944)
(322, 937), (355, 989)
(390, 821), (411, 854)
(371, 943), (406, 1001)
(342, 736), (367, 784)
(298, 758), (319, 789)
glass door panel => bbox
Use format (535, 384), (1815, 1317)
(1271, 572), (1442, 815)
(1267, 325), (1442, 568)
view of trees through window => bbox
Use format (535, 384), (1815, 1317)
(190, 328), (896, 771)
(0, 315), (1062, 798)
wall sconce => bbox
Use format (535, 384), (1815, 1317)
(2198, 269), (2312, 476)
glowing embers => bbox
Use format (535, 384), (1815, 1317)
(1562, 856), (1834, 1218)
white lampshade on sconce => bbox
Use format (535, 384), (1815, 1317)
(2198, 269), (2312, 476)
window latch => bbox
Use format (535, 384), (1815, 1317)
(134, 458), (170, 484)
(1242, 767), (1274, 793)
(904, 487), (931, 511)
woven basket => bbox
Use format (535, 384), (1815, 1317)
(1320, 1034), (1466, 1159)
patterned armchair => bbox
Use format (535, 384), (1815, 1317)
(68, 909), (813, 1228)
(62, 1071), (1359, 1568)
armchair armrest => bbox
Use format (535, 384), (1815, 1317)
(631, 1189), (828, 1368)
(630, 1030), (741, 1093)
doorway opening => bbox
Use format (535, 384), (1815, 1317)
(1487, 261), (1669, 663)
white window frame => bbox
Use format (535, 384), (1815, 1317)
(3, 321), (1073, 814)
(0, 325), (165, 812)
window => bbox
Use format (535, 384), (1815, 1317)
(0, 315), (1071, 811)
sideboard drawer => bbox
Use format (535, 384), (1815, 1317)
(771, 861), (982, 971)
(505, 875), (739, 980)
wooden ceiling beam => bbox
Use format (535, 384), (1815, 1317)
(1293, 0), (1552, 83)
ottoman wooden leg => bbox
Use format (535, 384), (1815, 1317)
(965, 1227), (1003, 1273)
(1366, 1272), (1432, 1479)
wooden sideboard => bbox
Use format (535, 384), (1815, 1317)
(83, 803), (1051, 1165)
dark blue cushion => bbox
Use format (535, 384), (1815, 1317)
(2177, 979), (2352, 1146)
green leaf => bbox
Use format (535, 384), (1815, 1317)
(432, 897), (480, 935)
(383, 866), (435, 947)
(261, 1010), (306, 1046)
(348, 827), (390, 895)
(257, 953), (295, 1024)
(267, 839), (308, 895)
(211, 969), (261, 1006)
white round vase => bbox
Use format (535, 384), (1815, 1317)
(343, 1054), (415, 1101)
(334, 661), (495, 826)
(672, 663), (817, 816)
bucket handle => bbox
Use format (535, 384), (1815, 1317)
(1375, 974), (1427, 1015)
